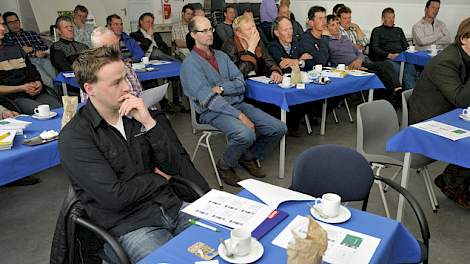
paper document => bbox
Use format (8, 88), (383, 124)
(239, 179), (316, 208)
(412, 120), (470, 141)
(148, 60), (171, 65)
(249, 76), (272, 84)
(63, 72), (75, 78)
(139, 83), (168, 108)
(272, 215), (380, 264)
(182, 189), (274, 232)
(0, 118), (31, 135)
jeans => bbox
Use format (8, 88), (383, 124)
(14, 92), (62, 114)
(391, 61), (417, 90)
(30, 57), (57, 88)
(200, 102), (287, 167)
(105, 203), (192, 264)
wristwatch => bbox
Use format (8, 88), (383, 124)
(219, 86), (224, 95)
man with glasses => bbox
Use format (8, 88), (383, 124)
(3, 11), (56, 88)
(73, 5), (94, 47)
(181, 16), (286, 186)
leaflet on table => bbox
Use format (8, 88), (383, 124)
(412, 120), (470, 141)
(181, 189), (274, 232)
(63, 72), (75, 78)
(0, 129), (17, 150)
(239, 179), (316, 208)
(148, 60), (171, 65)
(272, 215), (380, 264)
(0, 118), (31, 135)
(248, 76), (272, 84)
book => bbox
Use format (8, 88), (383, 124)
(252, 209), (289, 240)
(0, 118), (31, 135)
(0, 129), (16, 150)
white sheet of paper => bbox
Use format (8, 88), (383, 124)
(63, 72), (75, 78)
(272, 215), (381, 264)
(148, 59), (171, 65)
(412, 120), (470, 141)
(249, 76), (272, 84)
(139, 83), (168, 108)
(238, 179), (316, 208)
(182, 189), (274, 232)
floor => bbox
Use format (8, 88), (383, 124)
(0, 104), (469, 264)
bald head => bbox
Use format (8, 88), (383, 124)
(189, 16), (213, 49)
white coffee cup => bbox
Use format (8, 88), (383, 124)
(430, 49), (438, 56)
(229, 228), (252, 257)
(430, 44), (437, 51)
(318, 193), (341, 217)
(281, 76), (291, 87)
(337, 64), (346, 71)
(315, 64), (323, 73)
(462, 107), (470, 117)
(34, 104), (50, 117)
(408, 45), (415, 52)
(141, 56), (149, 65)
(301, 71), (309, 83)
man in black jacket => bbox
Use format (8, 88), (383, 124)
(299, 6), (330, 70)
(130, 12), (171, 58)
(59, 47), (209, 263)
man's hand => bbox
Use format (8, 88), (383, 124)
(279, 58), (299, 69)
(244, 28), (260, 53)
(35, 50), (47, 58)
(387, 53), (399, 60)
(22, 46), (33, 54)
(348, 58), (363, 70)
(299, 53), (313, 61)
(154, 167), (172, 181)
(22, 82), (39, 96)
(270, 71), (283, 84)
(1, 110), (19, 119)
(354, 44), (365, 51)
(118, 94), (156, 130)
(238, 112), (255, 131)
(211, 86), (223, 94)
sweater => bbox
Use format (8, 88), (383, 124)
(50, 38), (88, 72)
(370, 24), (408, 61)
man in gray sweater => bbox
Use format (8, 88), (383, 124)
(181, 16), (287, 186)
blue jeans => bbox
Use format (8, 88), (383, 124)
(200, 102), (287, 167)
(391, 61), (417, 90)
(105, 203), (192, 263)
(30, 57), (56, 88)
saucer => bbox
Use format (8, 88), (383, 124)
(406, 50), (417, 53)
(310, 205), (351, 224)
(278, 83), (295, 89)
(459, 114), (470, 122)
(218, 237), (264, 264)
(32, 111), (57, 120)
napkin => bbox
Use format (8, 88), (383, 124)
(290, 64), (301, 84)
(287, 216), (327, 264)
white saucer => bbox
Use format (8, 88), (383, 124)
(278, 83), (295, 89)
(32, 111), (57, 120)
(310, 205), (351, 224)
(218, 237), (264, 264)
(459, 114), (470, 122)
(406, 50), (417, 53)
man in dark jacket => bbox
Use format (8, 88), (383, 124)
(130, 12), (171, 58)
(59, 47), (209, 263)
(409, 18), (470, 208)
(299, 6), (330, 70)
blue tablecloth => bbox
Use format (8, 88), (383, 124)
(0, 109), (63, 185)
(139, 190), (420, 264)
(394, 51), (433, 66)
(245, 74), (384, 111)
(53, 61), (181, 89)
(387, 108), (470, 168)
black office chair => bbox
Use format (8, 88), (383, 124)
(50, 177), (206, 264)
(291, 144), (430, 263)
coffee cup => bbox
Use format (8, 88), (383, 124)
(430, 49), (438, 56)
(229, 228), (252, 257)
(407, 45), (415, 52)
(337, 64), (346, 71)
(315, 64), (323, 73)
(34, 104), (51, 117)
(462, 107), (470, 117)
(301, 71), (309, 83)
(281, 76), (291, 87)
(317, 193), (341, 218)
(430, 44), (437, 51)
(142, 56), (149, 65)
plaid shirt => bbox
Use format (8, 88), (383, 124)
(4, 30), (49, 56)
(171, 21), (190, 56)
(339, 26), (368, 47)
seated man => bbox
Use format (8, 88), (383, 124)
(412, 0), (451, 50)
(50, 16), (89, 73)
(326, 15), (400, 95)
(0, 14), (61, 114)
(73, 5), (94, 47)
(60, 47), (210, 263)
(181, 16), (287, 186)
(107, 14), (144, 62)
(409, 18), (470, 208)
(130, 12), (171, 58)
(172, 4), (193, 59)
(370, 8), (417, 90)
(0, 104), (18, 119)
(277, 5), (304, 42)
(337, 6), (368, 52)
(3, 11), (56, 87)
(299, 6), (330, 70)
(214, 4), (237, 48)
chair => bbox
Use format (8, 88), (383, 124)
(357, 100), (438, 215)
(291, 145), (430, 264)
(401, 89), (414, 128)
(189, 100), (224, 189)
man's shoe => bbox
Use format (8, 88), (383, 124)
(239, 158), (266, 178)
(3, 176), (41, 187)
(288, 127), (302, 137)
(216, 161), (241, 187)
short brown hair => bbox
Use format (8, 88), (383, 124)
(273, 16), (291, 31)
(337, 6), (351, 17)
(455, 17), (470, 45)
(72, 47), (121, 92)
(382, 7), (394, 17)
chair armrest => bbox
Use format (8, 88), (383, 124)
(171, 176), (206, 198)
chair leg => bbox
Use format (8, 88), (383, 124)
(304, 114), (312, 135)
(424, 168), (439, 209)
(191, 133), (206, 161)
(204, 132), (223, 189)
(423, 167), (439, 211)
(256, 160), (262, 168)
(344, 98), (354, 123)
(376, 180), (391, 218)
(360, 91), (366, 103)
(333, 109), (339, 124)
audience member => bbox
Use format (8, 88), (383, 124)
(299, 6), (330, 70)
(412, 0), (451, 50)
(278, 5), (303, 41)
(50, 16), (88, 73)
(181, 16), (286, 186)
(332, 4), (345, 16)
(3, 11), (56, 88)
(370, 8), (417, 90)
(214, 4), (237, 48)
(0, 15), (61, 114)
(241, 9), (270, 45)
(172, 4), (193, 58)
(0, 104), (18, 119)
(185, 4), (205, 51)
(337, 6), (368, 52)
(106, 14), (144, 62)
(73, 5), (94, 47)
(260, 0), (277, 43)
(130, 13), (171, 58)
(409, 18), (470, 208)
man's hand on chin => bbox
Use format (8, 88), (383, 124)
(118, 94), (156, 130)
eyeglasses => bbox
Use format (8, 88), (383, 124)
(193, 27), (215, 34)
(6, 20), (20, 25)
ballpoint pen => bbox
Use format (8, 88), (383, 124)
(189, 219), (220, 232)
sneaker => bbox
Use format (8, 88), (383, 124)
(3, 176), (41, 187)
(216, 160), (241, 187)
(239, 158), (266, 178)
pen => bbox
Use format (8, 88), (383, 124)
(189, 219), (220, 232)
(0, 132), (10, 141)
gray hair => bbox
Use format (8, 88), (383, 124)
(90, 26), (115, 48)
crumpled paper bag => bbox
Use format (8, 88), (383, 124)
(290, 64), (301, 84)
(61, 96), (78, 128)
(287, 216), (328, 264)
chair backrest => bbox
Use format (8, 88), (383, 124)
(401, 89), (414, 129)
(356, 100), (400, 157)
(188, 99), (219, 132)
(292, 145), (374, 207)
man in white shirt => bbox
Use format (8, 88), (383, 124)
(412, 0), (451, 50)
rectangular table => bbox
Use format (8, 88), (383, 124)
(245, 74), (384, 178)
(386, 109), (470, 221)
(394, 50), (434, 84)
(138, 189), (421, 264)
(0, 108), (63, 186)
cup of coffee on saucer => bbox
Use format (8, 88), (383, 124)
(460, 107), (470, 121)
(337, 64), (346, 71)
(407, 45), (416, 52)
(311, 193), (351, 223)
(141, 56), (149, 65)
(280, 75), (292, 88)
(218, 228), (264, 263)
(314, 64), (323, 73)
(33, 104), (57, 120)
